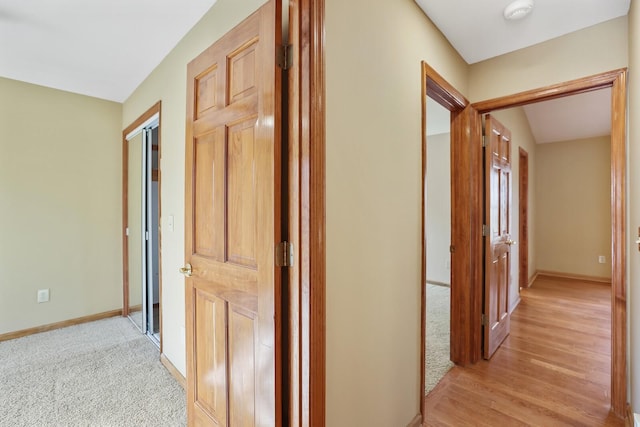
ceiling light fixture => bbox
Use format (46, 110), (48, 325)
(503, 0), (534, 21)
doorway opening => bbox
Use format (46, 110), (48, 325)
(470, 69), (627, 415)
(420, 67), (627, 420)
(419, 62), (470, 418)
(122, 102), (162, 348)
(424, 95), (454, 394)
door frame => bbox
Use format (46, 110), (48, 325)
(288, 0), (326, 425)
(518, 148), (529, 289)
(122, 101), (163, 350)
(421, 62), (481, 369)
(470, 68), (627, 416)
(420, 62), (475, 422)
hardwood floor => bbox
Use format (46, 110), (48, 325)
(424, 276), (623, 427)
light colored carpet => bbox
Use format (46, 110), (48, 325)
(0, 317), (186, 427)
(128, 309), (143, 332)
(425, 283), (454, 394)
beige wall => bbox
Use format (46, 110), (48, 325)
(122, 0), (268, 377)
(325, 0), (468, 424)
(0, 77), (122, 334)
(469, 17), (628, 102)
(490, 108), (537, 310)
(535, 136), (611, 279)
(628, 0), (640, 411)
(426, 132), (451, 285)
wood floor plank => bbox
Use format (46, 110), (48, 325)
(424, 276), (623, 427)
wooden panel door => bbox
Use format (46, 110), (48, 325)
(483, 114), (513, 359)
(184, 1), (282, 425)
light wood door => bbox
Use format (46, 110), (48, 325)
(184, 1), (282, 425)
(483, 114), (512, 359)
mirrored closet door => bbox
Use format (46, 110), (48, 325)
(124, 114), (160, 346)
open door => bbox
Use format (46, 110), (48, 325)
(183, 1), (282, 425)
(483, 114), (513, 359)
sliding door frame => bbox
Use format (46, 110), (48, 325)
(122, 101), (163, 350)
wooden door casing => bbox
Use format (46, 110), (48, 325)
(286, 0), (327, 423)
(483, 114), (512, 360)
(184, 1), (282, 426)
(519, 148), (529, 289)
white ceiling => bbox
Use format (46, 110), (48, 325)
(523, 88), (611, 144)
(0, 0), (216, 102)
(0, 0), (623, 142)
(414, 0), (630, 65)
(418, 0), (621, 144)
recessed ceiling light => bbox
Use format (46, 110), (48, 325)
(504, 0), (534, 21)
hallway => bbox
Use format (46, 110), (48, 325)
(424, 276), (623, 426)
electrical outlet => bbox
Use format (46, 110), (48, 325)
(598, 255), (606, 264)
(37, 289), (50, 303)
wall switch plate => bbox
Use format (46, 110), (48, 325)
(598, 255), (606, 264)
(37, 289), (50, 303)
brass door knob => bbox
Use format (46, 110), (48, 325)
(506, 240), (516, 246)
(179, 263), (192, 277)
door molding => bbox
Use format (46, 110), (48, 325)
(421, 62), (483, 367)
(471, 68), (628, 416)
(518, 148), (529, 290)
(288, 0), (326, 425)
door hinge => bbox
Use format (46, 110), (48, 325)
(277, 44), (293, 70)
(482, 135), (486, 148)
(276, 241), (294, 267)
(125, 227), (129, 236)
(481, 314), (487, 326)
(449, 245), (455, 253)
(482, 224), (487, 237)
(145, 231), (149, 241)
